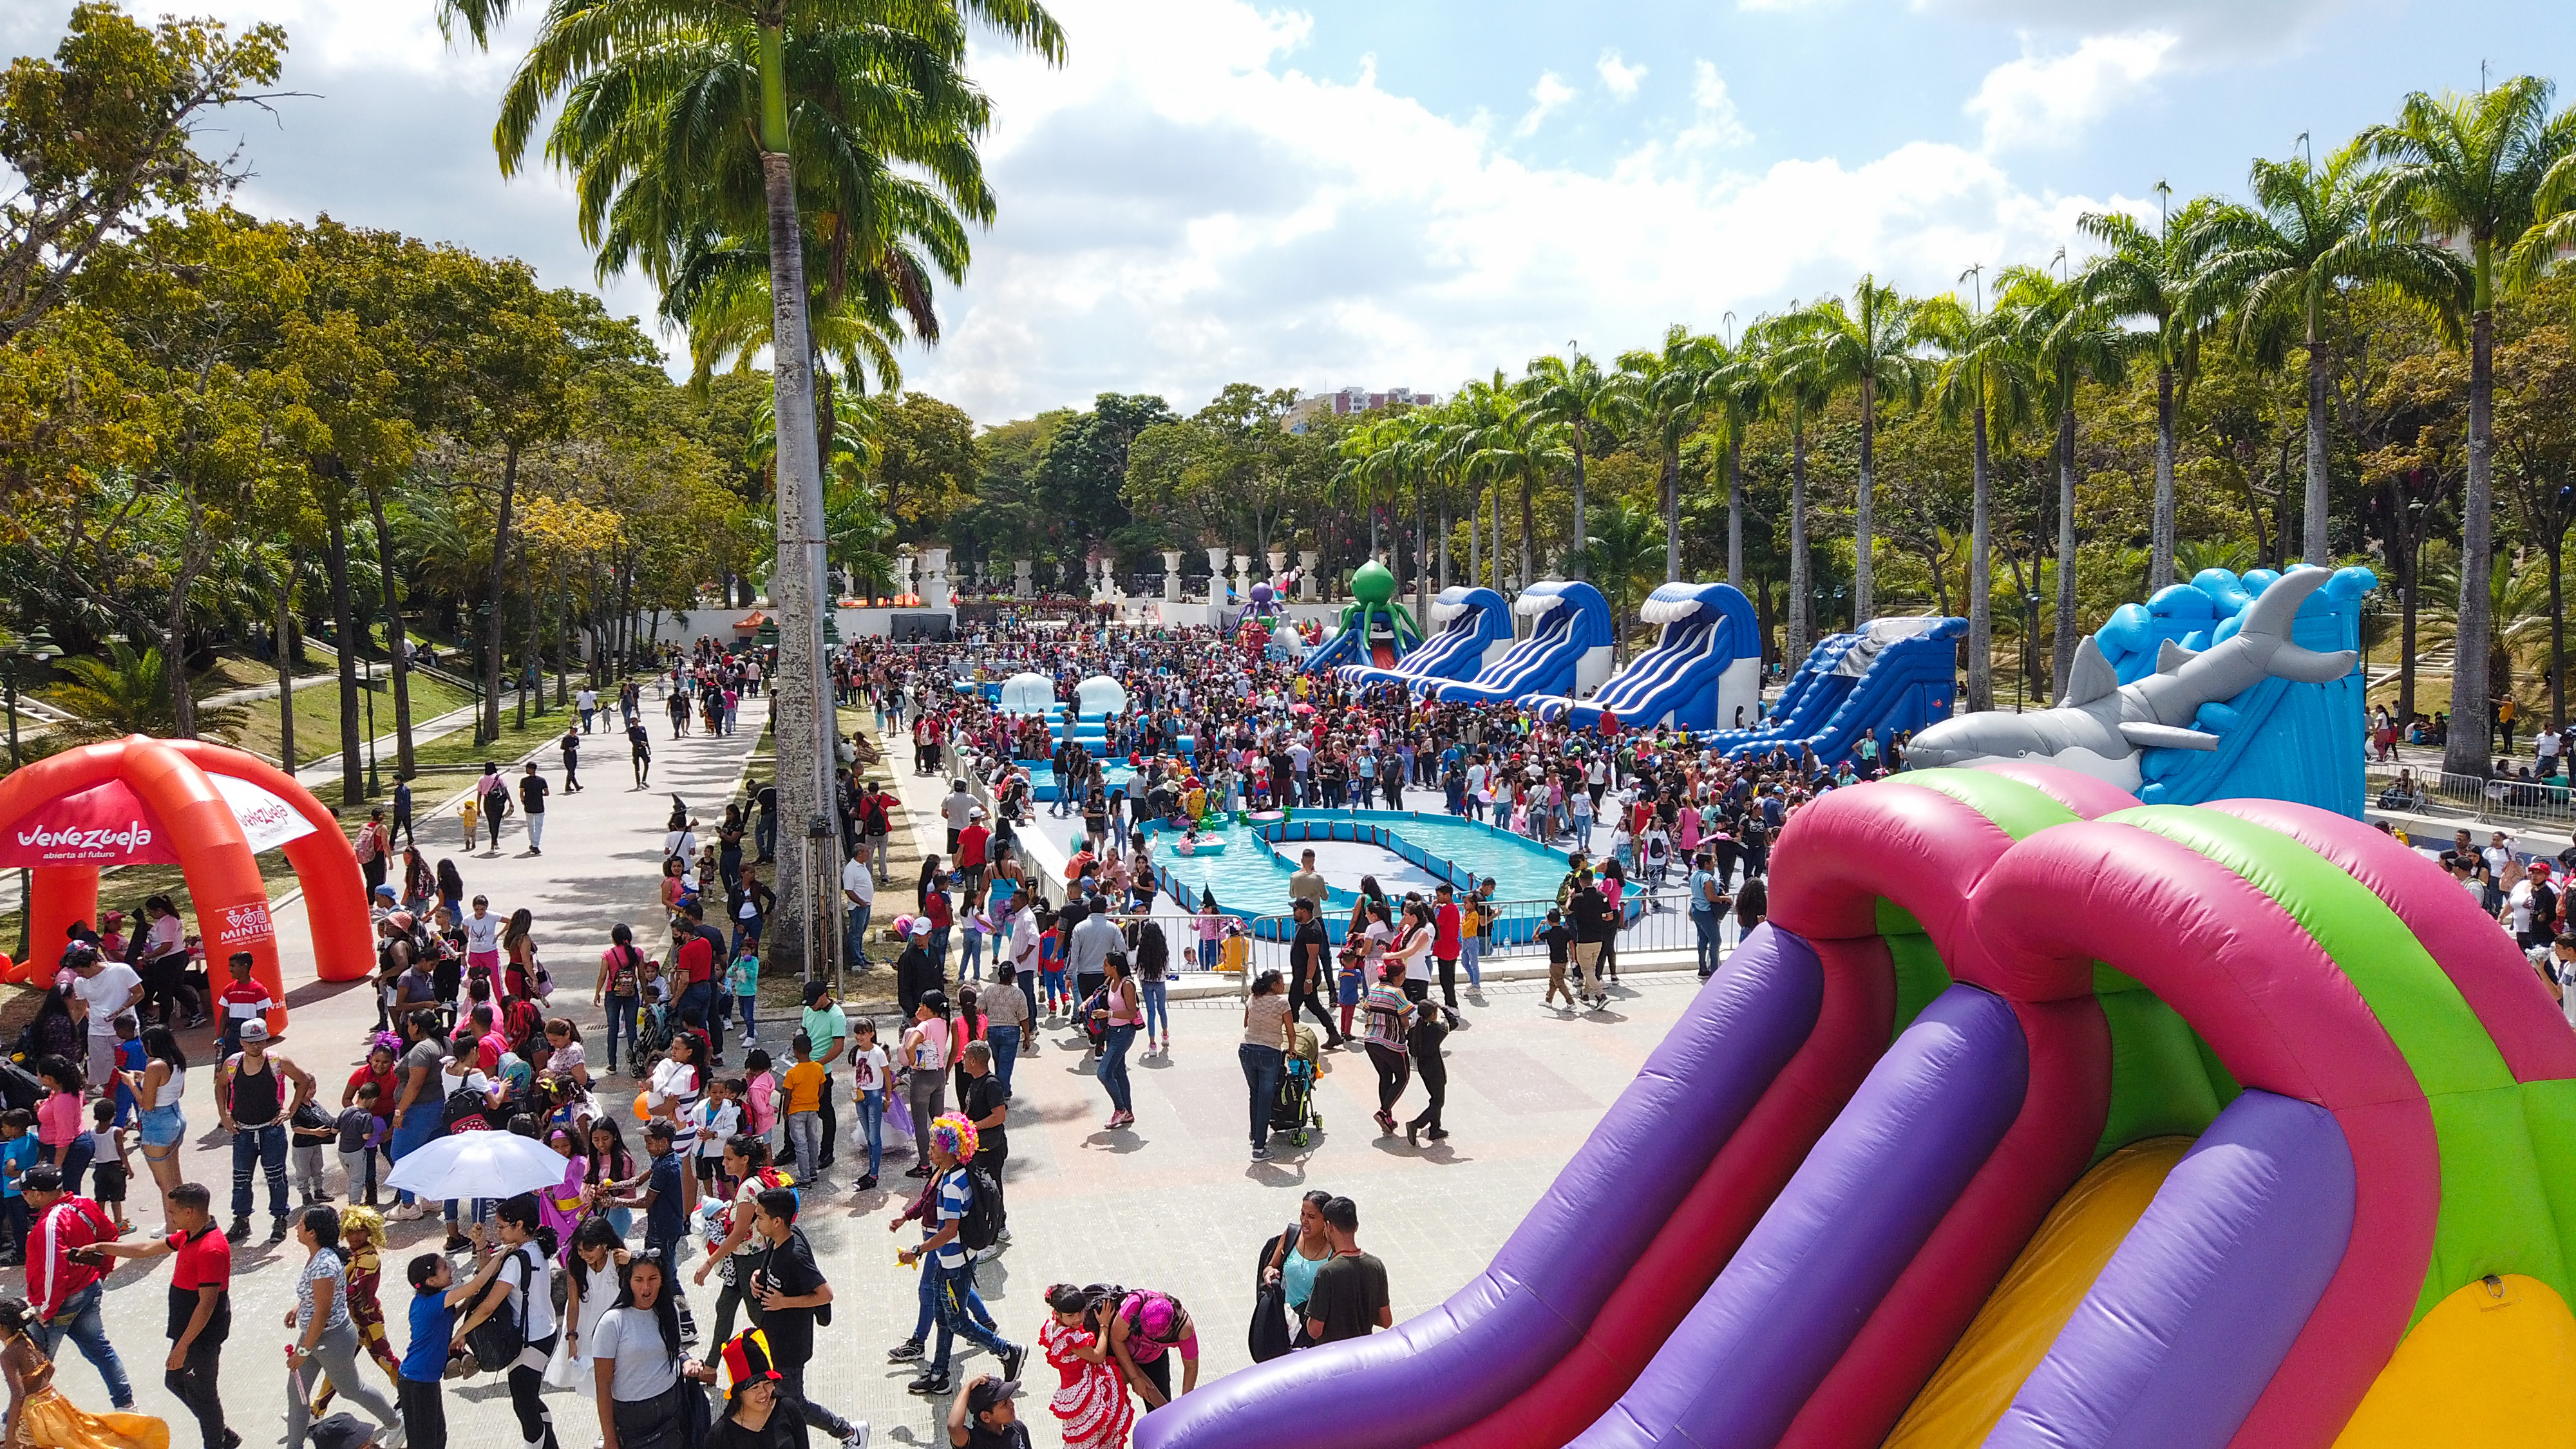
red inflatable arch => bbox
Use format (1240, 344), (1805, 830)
(0, 735), (371, 1028)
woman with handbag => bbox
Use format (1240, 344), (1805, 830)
(1092, 957), (1142, 1131)
(590, 1249), (717, 1449)
(561, 1216), (629, 1394)
(283, 1205), (401, 1449)
(1259, 1191), (1335, 1352)
(452, 1195), (564, 1449)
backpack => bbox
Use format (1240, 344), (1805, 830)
(504, 996), (544, 1055)
(956, 1164), (1005, 1253)
(442, 1083), (494, 1133)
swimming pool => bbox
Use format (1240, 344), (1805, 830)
(1144, 809), (1590, 940)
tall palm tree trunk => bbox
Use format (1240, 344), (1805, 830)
(2052, 406), (2080, 701)
(2152, 363), (2177, 592)
(755, 24), (840, 974)
(1570, 445), (1588, 580)
(2445, 301), (2497, 779)
(1855, 376), (1876, 624)
(1468, 489), (1481, 592)
(1519, 480), (1533, 589)
(1727, 433), (1743, 590)
(1968, 403), (1994, 713)
(482, 440), (520, 744)
(1787, 419), (1810, 673)
(1661, 446), (1680, 582)
(274, 548), (300, 771)
(328, 509), (365, 806)
(363, 480), (415, 774)
(2302, 321), (2331, 565)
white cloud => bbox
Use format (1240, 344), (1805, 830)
(1965, 31), (2177, 152)
(923, 0), (2145, 421)
(1677, 61), (1754, 151)
(1915, 0), (2349, 59)
(1516, 71), (1579, 136)
(1596, 50), (1647, 100)
(1738, 0), (1838, 11)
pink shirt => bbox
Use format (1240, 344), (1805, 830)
(745, 1071), (778, 1137)
(36, 1092), (80, 1147)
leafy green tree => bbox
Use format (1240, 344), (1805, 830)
(48, 639), (243, 743)
(0, 2), (285, 346)
(2079, 196), (2222, 592)
(1034, 393), (1174, 545)
(867, 391), (980, 534)
(1998, 265), (2129, 697)
(1617, 326), (1719, 583)
(2364, 75), (2576, 777)
(2192, 140), (2463, 564)
(1926, 270), (2037, 713)
(1788, 279), (1928, 621)
(1521, 349), (1629, 580)
(1575, 500), (1665, 659)
(1747, 309), (1837, 670)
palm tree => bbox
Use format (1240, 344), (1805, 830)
(1574, 501), (1667, 660)
(2363, 75), (2576, 779)
(1522, 349), (1631, 581)
(2191, 140), (2464, 564)
(1470, 403), (1571, 590)
(2079, 195), (2219, 592)
(1701, 334), (1767, 591)
(442, 0), (1063, 965)
(1747, 310), (1833, 674)
(49, 641), (246, 744)
(1790, 278), (1927, 623)
(1926, 269), (2034, 714)
(1998, 265), (2129, 699)
(1616, 327), (1718, 582)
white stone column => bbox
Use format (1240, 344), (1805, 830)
(1298, 550), (1320, 601)
(1162, 551), (1184, 601)
(1206, 545), (1229, 605)
(1014, 558), (1033, 598)
(1232, 553), (1253, 605)
(1095, 550), (1118, 605)
(923, 546), (953, 612)
(895, 552), (916, 604)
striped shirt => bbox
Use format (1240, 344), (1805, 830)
(934, 1166), (974, 1269)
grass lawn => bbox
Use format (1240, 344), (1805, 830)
(224, 667), (474, 766)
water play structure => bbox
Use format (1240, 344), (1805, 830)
(1908, 565), (2376, 816)
(1701, 614), (1965, 762)
(0, 736), (368, 1019)
(1142, 808), (1586, 941)
(1300, 560), (1422, 672)
(1425, 579), (1617, 706)
(1337, 585), (1516, 690)
(1525, 580), (1762, 732)
(1138, 762), (2576, 1449)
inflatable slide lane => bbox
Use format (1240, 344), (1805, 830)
(1137, 764), (2576, 1449)
(1524, 581), (1761, 732)
(1425, 580), (1615, 706)
(1340, 587), (1515, 689)
(1909, 564), (2376, 815)
(1701, 614), (1964, 764)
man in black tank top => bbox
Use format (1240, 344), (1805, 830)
(212, 1021), (315, 1244)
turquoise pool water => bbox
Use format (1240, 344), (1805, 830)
(1146, 810), (1578, 923)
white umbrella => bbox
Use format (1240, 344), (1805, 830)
(384, 1130), (570, 1202)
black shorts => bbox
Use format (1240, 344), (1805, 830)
(89, 1164), (126, 1204)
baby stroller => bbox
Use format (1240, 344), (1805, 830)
(634, 996), (675, 1073)
(1270, 1025), (1323, 1148)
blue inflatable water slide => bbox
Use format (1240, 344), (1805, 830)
(1701, 614), (1964, 763)
(1524, 581), (1762, 732)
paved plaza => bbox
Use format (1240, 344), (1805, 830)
(47, 695), (1702, 1449)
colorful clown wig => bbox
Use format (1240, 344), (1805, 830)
(929, 1112), (980, 1164)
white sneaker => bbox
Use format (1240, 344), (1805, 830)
(840, 1425), (870, 1449)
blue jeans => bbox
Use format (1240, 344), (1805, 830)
(1197, 939), (1220, 972)
(857, 1089), (885, 1179)
(1462, 934), (1482, 989)
(846, 904), (872, 967)
(1097, 1025), (1136, 1114)
(1239, 1043), (1283, 1153)
(960, 930), (983, 981)
(231, 1121), (289, 1222)
(986, 1026), (1019, 1097)
(912, 1251), (993, 1340)
(603, 992), (639, 1070)
(929, 1258), (1012, 1372)
(35, 1283), (132, 1408)
(1692, 909), (1721, 977)
(389, 1110), (442, 1208)
(678, 980), (723, 1058)
(737, 994), (758, 1040)
(927, 926), (950, 972)
(1141, 981), (1169, 1042)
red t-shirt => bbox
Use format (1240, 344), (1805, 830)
(1434, 902), (1462, 958)
(956, 825), (989, 870)
(169, 1224), (229, 1293)
(923, 892), (953, 931)
(674, 934), (716, 989)
(346, 1065), (398, 1117)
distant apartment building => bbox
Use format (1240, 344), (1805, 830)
(1285, 385), (1439, 433)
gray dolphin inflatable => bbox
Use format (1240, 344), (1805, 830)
(1906, 565), (2358, 790)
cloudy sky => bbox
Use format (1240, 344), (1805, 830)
(10, 0), (2571, 423)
